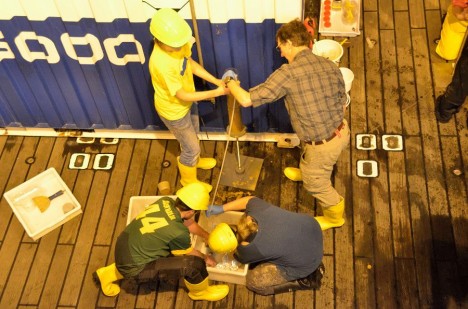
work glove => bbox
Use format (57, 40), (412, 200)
(206, 205), (224, 217)
(222, 69), (238, 83)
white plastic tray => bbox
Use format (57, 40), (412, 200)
(319, 0), (361, 37)
(3, 168), (82, 240)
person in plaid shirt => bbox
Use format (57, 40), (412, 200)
(224, 19), (350, 231)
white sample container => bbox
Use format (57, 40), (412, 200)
(312, 39), (344, 64)
(195, 211), (249, 285)
(339, 67), (354, 93)
(3, 168), (82, 240)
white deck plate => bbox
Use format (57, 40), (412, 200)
(69, 153), (90, 169)
(357, 160), (379, 178)
(93, 154), (115, 170)
(382, 134), (403, 151)
(356, 134), (377, 150)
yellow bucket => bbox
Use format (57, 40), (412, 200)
(436, 5), (468, 60)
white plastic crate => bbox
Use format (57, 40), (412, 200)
(127, 196), (177, 225)
(319, 0), (361, 37)
(3, 168), (82, 240)
(195, 211), (249, 285)
(128, 197), (248, 285)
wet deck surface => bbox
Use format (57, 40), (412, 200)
(0, 0), (468, 308)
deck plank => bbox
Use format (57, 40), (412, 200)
(440, 135), (468, 304)
(382, 9), (416, 265)
(315, 255), (334, 308)
(405, 136), (435, 308)
(94, 139), (136, 246)
(395, 258), (420, 309)
(59, 170), (111, 306)
(0, 243), (36, 308)
(378, 0), (394, 29)
(412, 28), (457, 262)
(142, 139), (167, 196)
(364, 10), (399, 309)
(38, 244), (73, 308)
(355, 257), (376, 308)
(100, 139), (151, 308)
(394, 11), (420, 136)
(409, 0), (426, 28)
(0, 137), (39, 299)
(0, 136), (25, 239)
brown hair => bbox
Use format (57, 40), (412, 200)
(236, 213), (258, 243)
(276, 19), (312, 47)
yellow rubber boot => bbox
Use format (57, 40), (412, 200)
(315, 197), (345, 231)
(284, 167), (303, 181)
(177, 157), (212, 192)
(196, 157), (216, 169)
(184, 278), (229, 301)
(93, 263), (124, 297)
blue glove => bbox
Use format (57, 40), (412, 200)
(222, 69), (238, 82)
(206, 205), (224, 217)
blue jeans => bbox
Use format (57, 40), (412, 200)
(159, 104), (200, 167)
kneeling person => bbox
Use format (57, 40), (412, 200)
(207, 196), (324, 295)
(94, 183), (229, 302)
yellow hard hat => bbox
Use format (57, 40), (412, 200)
(176, 183), (209, 210)
(208, 223), (238, 253)
(150, 8), (192, 47)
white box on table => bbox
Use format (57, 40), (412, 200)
(3, 168), (82, 241)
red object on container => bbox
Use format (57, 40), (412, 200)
(303, 17), (316, 48)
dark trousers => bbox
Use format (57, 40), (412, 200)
(437, 40), (468, 119)
(136, 255), (208, 285)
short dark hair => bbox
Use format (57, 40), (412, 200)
(276, 19), (311, 47)
(175, 198), (191, 212)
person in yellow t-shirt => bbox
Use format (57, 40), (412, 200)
(149, 8), (229, 192)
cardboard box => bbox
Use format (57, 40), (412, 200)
(128, 196), (249, 285)
(3, 168), (82, 240)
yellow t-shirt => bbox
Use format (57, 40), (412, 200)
(149, 42), (195, 120)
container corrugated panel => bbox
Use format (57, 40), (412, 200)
(0, 0), (301, 133)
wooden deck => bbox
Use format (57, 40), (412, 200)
(1, 1), (468, 308)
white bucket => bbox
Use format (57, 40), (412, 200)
(339, 67), (354, 93)
(312, 39), (343, 64)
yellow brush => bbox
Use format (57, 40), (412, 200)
(33, 190), (65, 212)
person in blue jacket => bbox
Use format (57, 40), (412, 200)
(207, 196), (325, 295)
